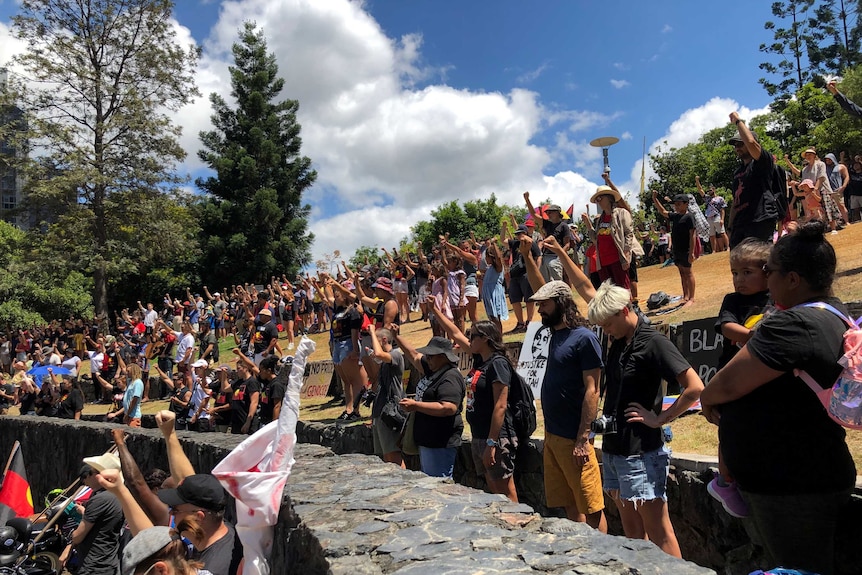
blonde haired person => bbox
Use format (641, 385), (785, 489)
(587, 281), (703, 558)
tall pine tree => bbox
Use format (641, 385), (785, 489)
(196, 22), (316, 287)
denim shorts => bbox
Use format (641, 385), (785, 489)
(602, 444), (671, 502)
(331, 338), (353, 365)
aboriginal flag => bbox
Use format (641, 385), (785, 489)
(0, 441), (34, 524)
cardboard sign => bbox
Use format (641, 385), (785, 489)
(676, 316), (723, 385)
(300, 360), (334, 399)
(516, 321), (552, 398)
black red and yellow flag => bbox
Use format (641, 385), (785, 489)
(0, 441), (34, 523)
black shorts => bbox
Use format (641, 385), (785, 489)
(673, 250), (692, 268)
(657, 244), (668, 257)
(313, 302), (323, 313)
(507, 275), (533, 303)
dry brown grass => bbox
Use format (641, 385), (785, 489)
(80, 224), (862, 469)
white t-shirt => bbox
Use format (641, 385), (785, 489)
(173, 331), (195, 364)
(87, 351), (104, 373)
(144, 309), (158, 327)
(61, 356), (80, 377)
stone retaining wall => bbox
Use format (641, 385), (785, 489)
(0, 417), (711, 575)
(4, 417), (861, 574)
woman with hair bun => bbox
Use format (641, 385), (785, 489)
(701, 220), (856, 575)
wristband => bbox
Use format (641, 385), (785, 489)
(734, 119), (744, 126)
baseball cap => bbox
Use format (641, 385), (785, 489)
(529, 280), (572, 302)
(545, 204), (562, 212)
(191, 359), (208, 369)
(258, 307), (272, 316)
(122, 526), (180, 575)
(157, 474), (226, 512)
(515, 224), (530, 235)
(728, 131), (759, 145)
(213, 292), (220, 297)
(673, 194), (690, 203)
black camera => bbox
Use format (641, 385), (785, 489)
(590, 414), (617, 435)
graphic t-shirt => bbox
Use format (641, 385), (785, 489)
(230, 376), (261, 432)
(596, 213), (618, 265)
(330, 306), (361, 341)
(252, 321), (279, 354)
(465, 354), (514, 440)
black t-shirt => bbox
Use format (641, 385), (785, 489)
(210, 383), (233, 427)
(78, 489), (124, 575)
(19, 389), (37, 414)
(252, 322), (279, 355)
(170, 385), (191, 419)
(601, 320), (692, 456)
(848, 167), (862, 196)
(465, 354), (514, 439)
(330, 306), (361, 341)
(507, 239), (540, 276)
(669, 212), (693, 256)
(719, 297), (857, 495)
(541, 219), (570, 254)
(194, 522), (243, 575)
(731, 147), (778, 228)
(413, 360), (466, 448)
(258, 375), (285, 425)
(0, 382), (14, 408)
(230, 376), (261, 432)
(715, 291), (771, 370)
(56, 388), (84, 419)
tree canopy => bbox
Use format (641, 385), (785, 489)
(3, 0), (199, 316)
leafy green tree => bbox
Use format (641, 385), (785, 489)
(3, 0), (200, 316)
(196, 22), (316, 287)
(410, 194), (523, 249)
(348, 245), (385, 270)
(0, 221), (93, 327)
(760, 0), (818, 105)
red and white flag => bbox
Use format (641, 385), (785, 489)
(213, 337), (315, 575)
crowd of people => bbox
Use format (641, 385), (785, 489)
(0, 106), (859, 575)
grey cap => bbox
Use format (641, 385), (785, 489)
(515, 224), (530, 235)
(122, 526), (177, 575)
(529, 280), (572, 302)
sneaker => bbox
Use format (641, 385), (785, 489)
(337, 410), (350, 421)
(287, 342), (294, 350)
(707, 475), (749, 518)
(347, 411), (362, 421)
(831, 230), (839, 235)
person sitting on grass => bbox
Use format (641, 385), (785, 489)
(652, 191), (696, 304)
(708, 238), (772, 519)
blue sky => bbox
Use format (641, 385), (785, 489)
(0, 0), (783, 265)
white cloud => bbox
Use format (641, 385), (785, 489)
(661, 24), (673, 33)
(621, 131), (632, 140)
(610, 79), (630, 89)
(612, 62), (628, 71)
(516, 62), (550, 84)
(618, 97), (771, 201)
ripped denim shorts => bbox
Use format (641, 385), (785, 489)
(602, 444), (670, 502)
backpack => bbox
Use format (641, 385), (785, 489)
(507, 363), (537, 442)
(770, 164), (790, 222)
(793, 302), (862, 430)
(646, 291), (670, 310)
